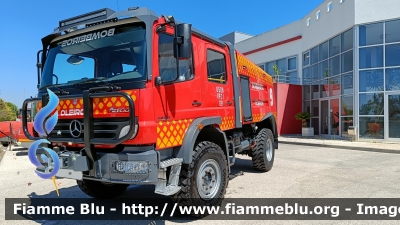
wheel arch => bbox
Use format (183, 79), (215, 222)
(256, 112), (278, 149)
(174, 116), (230, 172)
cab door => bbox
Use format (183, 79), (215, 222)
(203, 44), (235, 131)
(152, 30), (204, 149)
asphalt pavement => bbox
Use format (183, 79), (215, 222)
(1, 143), (400, 225)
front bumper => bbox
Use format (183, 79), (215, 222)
(44, 149), (160, 184)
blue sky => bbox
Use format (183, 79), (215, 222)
(0, 0), (323, 107)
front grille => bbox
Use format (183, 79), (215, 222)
(49, 118), (130, 140)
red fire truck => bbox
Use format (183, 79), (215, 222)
(22, 7), (278, 209)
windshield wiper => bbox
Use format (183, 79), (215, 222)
(40, 84), (69, 95)
(72, 77), (121, 91)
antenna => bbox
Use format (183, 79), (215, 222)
(117, 0), (120, 11)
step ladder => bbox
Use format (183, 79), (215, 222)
(154, 158), (183, 196)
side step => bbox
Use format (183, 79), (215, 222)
(154, 158), (183, 196)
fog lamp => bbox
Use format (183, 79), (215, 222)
(119, 125), (138, 139)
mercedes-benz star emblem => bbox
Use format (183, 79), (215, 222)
(69, 120), (82, 138)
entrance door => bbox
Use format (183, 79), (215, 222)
(385, 93), (400, 140)
(320, 98), (340, 136)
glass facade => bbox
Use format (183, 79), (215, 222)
(302, 28), (354, 136)
(258, 56), (299, 84)
(300, 17), (400, 141)
(358, 19), (400, 140)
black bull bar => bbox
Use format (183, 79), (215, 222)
(21, 89), (136, 177)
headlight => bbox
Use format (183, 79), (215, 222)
(119, 124), (138, 139)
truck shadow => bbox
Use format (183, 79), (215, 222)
(11, 183), (198, 224)
(229, 157), (269, 179)
(8, 156), (263, 224)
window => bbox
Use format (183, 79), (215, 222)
(340, 0), (345, 3)
(359, 93), (384, 115)
(288, 57), (297, 70)
(277, 58), (287, 73)
(310, 46), (319, 64)
(359, 46), (384, 69)
(159, 33), (194, 83)
(329, 55), (340, 76)
(327, 2), (332, 12)
(330, 35), (341, 56)
(311, 64), (319, 81)
(359, 116), (384, 139)
(359, 23), (383, 46)
(385, 44), (400, 67)
(341, 96), (353, 116)
(341, 50), (353, 73)
(263, 56), (299, 84)
(359, 69), (384, 92)
(304, 100), (311, 113)
(342, 72), (353, 94)
(307, 18), (310, 26)
(303, 52), (310, 66)
(312, 84), (320, 99)
(303, 67), (311, 84)
(386, 68), (400, 91)
(310, 100), (318, 115)
(41, 25), (147, 88)
(303, 86), (311, 100)
(207, 49), (226, 83)
(341, 28), (353, 52)
(319, 41), (329, 61)
(329, 76), (341, 96)
(316, 10), (320, 20)
(265, 61), (275, 75)
(319, 60), (329, 78)
(385, 19), (400, 43)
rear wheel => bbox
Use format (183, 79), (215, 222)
(172, 141), (229, 217)
(251, 128), (275, 172)
(77, 179), (129, 199)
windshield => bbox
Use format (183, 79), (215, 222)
(40, 24), (147, 89)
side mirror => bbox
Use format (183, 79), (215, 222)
(37, 50), (43, 88)
(155, 76), (163, 86)
(175, 23), (192, 59)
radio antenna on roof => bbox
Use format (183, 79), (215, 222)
(117, 0), (120, 11)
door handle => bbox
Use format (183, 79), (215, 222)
(192, 100), (202, 106)
(227, 101), (232, 106)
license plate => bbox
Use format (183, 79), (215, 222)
(56, 169), (83, 180)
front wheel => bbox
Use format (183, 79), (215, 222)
(251, 128), (275, 172)
(171, 141), (229, 216)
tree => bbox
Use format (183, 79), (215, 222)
(295, 112), (312, 127)
(6, 102), (18, 117)
(0, 98), (16, 122)
(272, 64), (281, 82)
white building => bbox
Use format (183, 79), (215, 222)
(221, 0), (400, 141)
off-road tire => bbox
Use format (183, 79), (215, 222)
(251, 128), (275, 172)
(77, 179), (129, 199)
(171, 141), (229, 217)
